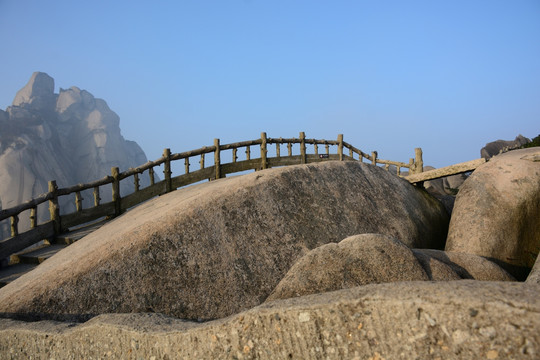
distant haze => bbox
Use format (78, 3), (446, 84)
(0, 72), (150, 238)
(0, 1), (539, 168)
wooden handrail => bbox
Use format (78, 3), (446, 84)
(0, 132), (420, 259)
(169, 146), (217, 161)
(0, 192), (52, 219)
(56, 175), (113, 196)
(406, 158), (486, 183)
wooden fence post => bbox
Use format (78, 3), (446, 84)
(133, 172), (140, 192)
(414, 148), (423, 174)
(163, 148), (172, 192)
(371, 151), (378, 165)
(214, 138), (221, 179)
(30, 207), (37, 228)
(371, 151), (377, 165)
(75, 191), (83, 212)
(10, 215), (18, 237)
(300, 131), (306, 164)
(48, 180), (61, 234)
(149, 168), (155, 185)
(93, 186), (101, 206)
(111, 167), (121, 216)
(337, 134), (344, 161)
(260, 132), (268, 170)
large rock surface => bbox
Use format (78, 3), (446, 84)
(0, 161), (449, 321)
(268, 234), (514, 302)
(267, 234), (429, 301)
(1, 281), (538, 359)
(445, 148), (540, 279)
(0, 72), (150, 238)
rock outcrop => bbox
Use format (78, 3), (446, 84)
(267, 234), (429, 301)
(414, 249), (515, 281)
(481, 134), (530, 159)
(526, 254), (540, 285)
(0, 72), (150, 238)
(1, 281), (538, 359)
(445, 148), (540, 279)
(0, 161), (449, 322)
(267, 234), (514, 302)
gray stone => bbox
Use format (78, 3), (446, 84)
(445, 148), (540, 280)
(526, 254), (540, 285)
(414, 249), (515, 281)
(481, 134), (530, 159)
(267, 235), (515, 303)
(267, 234), (429, 301)
(411, 249), (464, 281)
(0, 281), (538, 359)
(0, 161), (449, 322)
(12, 72), (56, 110)
(422, 166), (468, 215)
(0, 72), (151, 238)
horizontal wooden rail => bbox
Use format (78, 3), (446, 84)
(406, 158), (486, 183)
(119, 158), (166, 179)
(0, 131), (421, 261)
(56, 176), (113, 196)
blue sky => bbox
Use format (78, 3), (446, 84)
(0, 0), (539, 168)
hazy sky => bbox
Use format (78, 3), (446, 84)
(1, 0), (539, 168)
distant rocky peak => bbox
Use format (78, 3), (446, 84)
(12, 72), (56, 110)
(0, 72), (151, 239)
(56, 86), (96, 117)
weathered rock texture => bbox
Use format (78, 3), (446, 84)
(526, 254), (540, 285)
(267, 234), (514, 301)
(445, 148), (540, 279)
(481, 134), (530, 159)
(267, 234), (429, 301)
(0, 281), (538, 359)
(414, 249), (515, 282)
(0, 161), (449, 321)
(0, 72), (150, 238)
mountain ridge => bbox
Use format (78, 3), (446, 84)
(0, 72), (151, 238)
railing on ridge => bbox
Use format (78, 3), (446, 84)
(0, 132), (424, 259)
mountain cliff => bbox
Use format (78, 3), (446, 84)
(0, 72), (150, 237)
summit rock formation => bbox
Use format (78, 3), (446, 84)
(0, 72), (150, 237)
(0, 161), (449, 322)
(445, 147), (540, 279)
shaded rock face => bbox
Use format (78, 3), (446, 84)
(0, 72), (150, 237)
(424, 166), (467, 198)
(423, 166), (468, 215)
(413, 249), (515, 282)
(480, 134), (530, 160)
(526, 254), (540, 285)
(0, 161), (450, 321)
(267, 234), (514, 302)
(445, 148), (540, 280)
(267, 234), (429, 301)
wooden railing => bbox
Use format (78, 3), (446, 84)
(0, 132), (423, 259)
